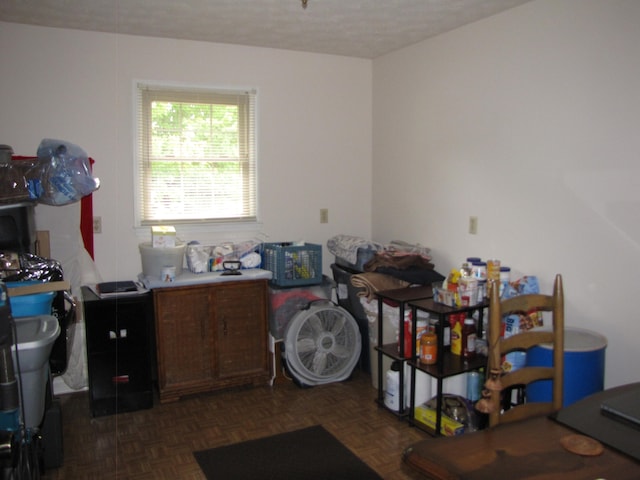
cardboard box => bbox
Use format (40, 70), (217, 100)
(414, 404), (465, 436)
(151, 226), (176, 248)
(36, 230), (51, 258)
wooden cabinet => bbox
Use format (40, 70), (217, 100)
(153, 279), (270, 403)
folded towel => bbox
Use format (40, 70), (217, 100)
(350, 272), (410, 301)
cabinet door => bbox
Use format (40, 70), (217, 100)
(88, 350), (153, 417)
(85, 296), (151, 356)
(154, 286), (213, 398)
(213, 281), (269, 380)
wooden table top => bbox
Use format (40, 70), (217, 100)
(403, 383), (640, 479)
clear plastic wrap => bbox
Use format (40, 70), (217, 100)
(28, 139), (100, 206)
(1, 252), (64, 283)
(186, 239), (262, 273)
(0, 160), (33, 203)
(0, 139), (100, 206)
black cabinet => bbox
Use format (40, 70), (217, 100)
(82, 287), (154, 417)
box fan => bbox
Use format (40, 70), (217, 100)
(283, 300), (361, 387)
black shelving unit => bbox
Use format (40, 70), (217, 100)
(374, 285), (433, 416)
(82, 287), (155, 417)
(407, 297), (488, 436)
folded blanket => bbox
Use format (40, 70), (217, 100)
(364, 252), (434, 272)
(350, 272), (410, 301)
(327, 235), (384, 265)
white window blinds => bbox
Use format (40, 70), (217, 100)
(136, 83), (257, 226)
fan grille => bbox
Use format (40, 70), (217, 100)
(284, 303), (361, 386)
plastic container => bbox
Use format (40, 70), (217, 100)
(330, 263), (373, 380)
(486, 259), (501, 282)
(459, 262), (473, 278)
(526, 326), (607, 407)
(268, 275), (334, 341)
(433, 280), (478, 308)
(262, 242), (322, 287)
(466, 371), (482, 402)
(402, 315), (428, 358)
(11, 314), (60, 428)
(335, 246), (376, 272)
(139, 242), (186, 279)
(432, 281), (458, 307)
(462, 317), (477, 359)
(5, 281), (55, 318)
(471, 261), (487, 280)
(371, 302), (403, 390)
(419, 332), (437, 365)
(384, 361), (401, 411)
(499, 266), (511, 296)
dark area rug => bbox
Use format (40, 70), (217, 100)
(193, 425), (382, 480)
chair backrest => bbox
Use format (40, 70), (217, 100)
(479, 274), (564, 427)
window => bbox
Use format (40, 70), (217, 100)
(136, 83), (257, 226)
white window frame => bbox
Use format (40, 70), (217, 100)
(134, 82), (258, 228)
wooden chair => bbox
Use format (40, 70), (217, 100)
(476, 274), (564, 427)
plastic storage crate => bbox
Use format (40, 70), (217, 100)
(262, 242), (322, 287)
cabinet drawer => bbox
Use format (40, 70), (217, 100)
(88, 351), (153, 411)
(85, 296), (151, 354)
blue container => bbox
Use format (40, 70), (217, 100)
(526, 327), (607, 407)
(262, 242), (322, 287)
(5, 281), (55, 317)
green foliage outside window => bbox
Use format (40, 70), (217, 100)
(137, 85), (256, 224)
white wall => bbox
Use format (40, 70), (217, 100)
(373, 0), (640, 388)
(4, 0), (638, 391)
(0, 22), (373, 283)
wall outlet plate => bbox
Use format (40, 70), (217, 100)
(469, 216), (478, 235)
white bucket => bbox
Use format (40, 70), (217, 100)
(139, 242), (186, 279)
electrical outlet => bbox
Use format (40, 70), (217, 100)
(320, 208), (329, 224)
(93, 216), (102, 234)
(469, 216), (478, 235)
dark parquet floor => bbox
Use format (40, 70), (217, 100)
(42, 370), (428, 479)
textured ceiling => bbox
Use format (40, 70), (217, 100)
(1, 0), (532, 59)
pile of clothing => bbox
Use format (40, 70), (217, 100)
(327, 234), (444, 285)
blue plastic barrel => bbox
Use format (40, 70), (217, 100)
(526, 326), (607, 407)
